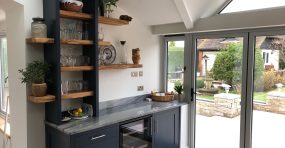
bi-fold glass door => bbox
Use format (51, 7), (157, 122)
(191, 33), (248, 148)
(189, 29), (285, 148)
(249, 31), (285, 148)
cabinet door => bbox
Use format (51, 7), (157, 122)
(153, 107), (180, 148)
(72, 124), (119, 148)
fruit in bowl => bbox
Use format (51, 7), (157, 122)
(60, 0), (83, 12)
(69, 107), (86, 117)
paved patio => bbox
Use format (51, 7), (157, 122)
(196, 110), (285, 148)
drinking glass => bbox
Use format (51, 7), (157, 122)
(83, 22), (89, 40)
(61, 81), (69, 94)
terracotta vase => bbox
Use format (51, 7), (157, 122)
(132, 56), (141, 64)
(32, 83), (47, 97)
(132, 48), (141, 64)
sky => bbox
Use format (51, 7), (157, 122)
(221, 0), (285, 13)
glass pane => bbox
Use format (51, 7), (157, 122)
(167, 41), (184, 92)
(0, 38), (9, 114)
(252, 35), (285, 148)
(221, 0), (285, 14)
(195, 37), (243, 148)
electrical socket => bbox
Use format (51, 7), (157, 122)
(139, 71), (143, 77)
(131, 71), (138, 77)
(137, 86), (144, 91)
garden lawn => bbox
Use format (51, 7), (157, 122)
(197, 95), (214, 101)
(253, 92), (267, 102)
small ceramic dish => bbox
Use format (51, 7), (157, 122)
(61, 0), (83, 12)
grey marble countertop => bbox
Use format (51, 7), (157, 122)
(46, 100), (187, 135)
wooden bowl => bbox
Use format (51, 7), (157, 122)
(61, 2), (83, 12)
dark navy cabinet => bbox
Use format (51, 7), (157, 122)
(46, 124), (119, 148)
(152, 108), (180, 148)
(46, 107), (181, 148)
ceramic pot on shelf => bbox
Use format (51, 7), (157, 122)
(32, 83), (47, 97)
(132, 48), (141, 64)
(31, 17), (47, 38)
(60, 0), (83, 12)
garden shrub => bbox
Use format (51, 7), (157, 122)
(255, 70), (285, 92)
(212, 43), (264, 87)
(196, 79), (205, 89)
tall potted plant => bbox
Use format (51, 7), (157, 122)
(174, 81), (184, 102)
(104, 0), (118, 17)
(19, 61), (50, 97)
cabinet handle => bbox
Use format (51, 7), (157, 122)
(91, 135), (106, 141)
(153, 120), (156, 133)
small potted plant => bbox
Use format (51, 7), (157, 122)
(104, 0), (118, 17)
(19, 61), (50, 97)
(174, 81), (184, 102)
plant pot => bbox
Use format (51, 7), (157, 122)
(32, 83), (47, 97)
(175, 94), (184, 102)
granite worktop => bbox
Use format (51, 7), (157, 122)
(46, 96), (187, 135)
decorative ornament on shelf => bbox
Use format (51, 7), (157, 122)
(60, 0), (83, 12)
(103, 0), (118, 18)
(120, 41), (127, 64)
(99, 45), (117, 65)
(19, 61), (51, 97)
(98, 27), (104, 41)
(132, 48), (141, 64)
(31, 17), (47, 38)
(119, 15), (133, 22)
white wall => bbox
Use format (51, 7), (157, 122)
(5, 1), (27, 148)
(99, 7), (161, 101)
(4, 0), (45, 148)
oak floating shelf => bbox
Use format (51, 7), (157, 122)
(99, 64), (143, 70)
(99, 41), (111, 46)
(61, 39), (93, 45)
(99, 16), (129, 26)
(60, 10), (93, 20)
(27, 38), (110, 46)
(61, 66), (94, 72)
(62, 91), (94, 100)
(28, 95), (56, 103)
(26, 38), (54, 44)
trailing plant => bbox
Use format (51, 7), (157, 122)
(174, 81), (183, 94)
(104, 0), (118, 7)
(104, 0), (118, 15)
(18, 61), (50, 84)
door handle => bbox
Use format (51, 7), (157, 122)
(91, 134), (106, 141)
(191, 88), (196, 101)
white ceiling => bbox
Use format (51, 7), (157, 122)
(0, 2), (6, 35)
(0, 3), (5, 22)
(118, 0), (183, 26)
(118, 0), (229, 29)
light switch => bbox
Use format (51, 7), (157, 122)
(139, 71), (143, 77)
(137, 86), (144, 91)
(131, 71), (138, 77)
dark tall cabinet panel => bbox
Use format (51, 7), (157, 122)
(152, 108), (180, 148)
(43, 0), (99, 124)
